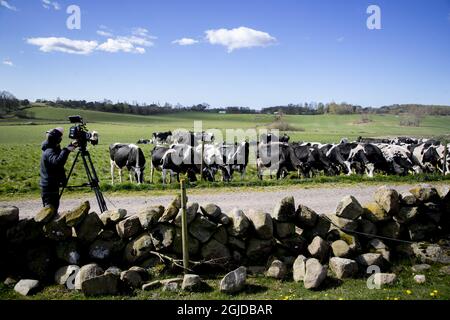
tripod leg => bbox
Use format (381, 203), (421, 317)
(81, 150), (108, 213)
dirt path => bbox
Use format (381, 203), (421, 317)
(0, 184), (418, 219)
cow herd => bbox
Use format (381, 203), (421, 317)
(109, 132), (449, 185)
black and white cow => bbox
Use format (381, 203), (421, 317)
(172, 131), (214, 146)
(221, 141), (250, 181)
(256, 142), (293, 179)
(152, 131), (172, 145)
(151, 144), (214, 184)
(137, 139), (151, 144)
(378, 144), (421, 175)
(409, 142), (441, 173)
(289, 143), (339, 177)
(109, 143), (146, 184)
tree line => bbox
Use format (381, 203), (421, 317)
(1, 90), (449, 117)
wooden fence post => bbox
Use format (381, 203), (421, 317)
(200, 140), (204, 181)
(180, 179), (189, 273)
(444, 140), (448, 175)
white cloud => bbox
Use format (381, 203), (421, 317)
(172, 38), (199, 46)
(97, 30), (113, 37)
(42, 0), (60, 10)
(26, 37), (98, 55)
(97, 38), (146, 54)
(1, 0), (17, 11)
(205, 26), (276, 52)
(2, 58), (14, 66)
(26, 27), (155, 55)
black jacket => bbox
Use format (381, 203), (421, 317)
(40, 141), (70, 189)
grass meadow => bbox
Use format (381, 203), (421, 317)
(0, 105), (449, 197)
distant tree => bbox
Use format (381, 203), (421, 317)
(0, 91), (20, 116)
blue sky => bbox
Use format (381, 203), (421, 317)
(0, 0), (449, 108)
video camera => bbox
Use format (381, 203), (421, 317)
(68, 115), (99, 149)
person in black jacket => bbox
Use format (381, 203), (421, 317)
(40, 127), (77, 212)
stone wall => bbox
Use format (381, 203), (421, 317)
(0, 184), (449, 295)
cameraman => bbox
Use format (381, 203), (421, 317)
(40, 127), (78, 212)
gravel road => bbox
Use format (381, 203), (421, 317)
(1, 184), (419, 219)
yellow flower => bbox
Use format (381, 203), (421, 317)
(433, 290), (438, 294)
(405, 290), (412, 295)
(394, 297), (399, 300)
(338, 298), (344, 300)
(430, 292), (435, 297)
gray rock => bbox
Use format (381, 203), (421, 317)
(213, 225), (228, 244)
(189, 214), (217, 243)
(246, 238), (273, 262)
(14, 279), (40, 296)
(82, 273), (119, 296)
(120, 270), (143, 289)
(56, 241), (80, 265)
(172, 227), (200, 256)
(43, 214), (72, 241)
(218, 213), (231, 225)
(174, 203), (198, 227)
(414, 274), (426, 284)
(272, 196), (296, 222)
(182, 274), (203, 291)
(55, 265), (80, 286)
(64, 201), (90, 227)
(220, 266), (246, 294)
(200, 203), (222, 220)
(75, 263), (104, 290)
(358, 219), (377, 235)
(411, 242), (450, 264)
(411, 264), (431, 273)
(378, 220), (402, 239)
(0, 206), (19, 227)
(278, 234), (308, 256)
(304, 258), (327, 289)
(307, 236), (330, 262)
(246, 209), (273, 240)
(292, 255), (307, 282)
(356, 253), (383, 267)
(227, 208), (250, 237)
(307, 216), (331, 239)
(274, 221), (295, 239)
(159, 195), (182, 222)
(394, 207), (419, 224)
(137, 206), (163, 229)
(100, 209), (127, 227)
(409, 185), (440, 202)
(266, 259), (287, 279)
(295, 204), (318, 228)
(116, 216), (142, 239)
(336, 196), (363, 220)
(401, 192), (417, 206)
(3, 277), (17, 286)
(362, 202), (390, 223)
(339, 231), (361, 253)
(373, 273), (397, 287)
(163, 282), (179, 292)
(123, 233), (153, 264)
(439, 265), (450, 275)
(105, 266), (122, 276)
(6, 218), (41, 245)
(76, 212), (104, 243)
(408, 222), (436, 241)
(228, 236), (246, 251)
(35, 206), (57, 224)
(89, 239), (118, 260)
(326, 214), (358, 232)
(201, 238), (231, 261)
(329, 257), (358, 279)
(374, 186), (400, 215)
(331, 240), (351, 258)
(149, 223), (175, 251)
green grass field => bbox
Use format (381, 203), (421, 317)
(0, 261), (448, 300)
(0, 105), (449, 197)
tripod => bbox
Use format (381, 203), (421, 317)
(59, 147), (108, 213)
